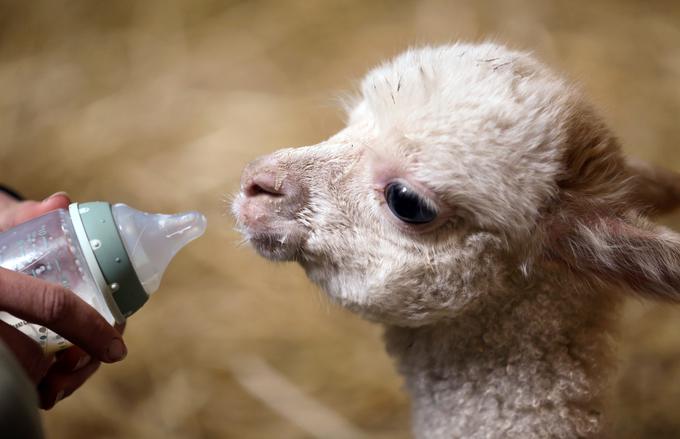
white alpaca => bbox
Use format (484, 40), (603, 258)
(232, 43), (680, 438)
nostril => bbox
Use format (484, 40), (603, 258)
(246, 182), (283, 198)
(244, 174), (285, 198)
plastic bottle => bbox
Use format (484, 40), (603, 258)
(0, 202), (207, 353)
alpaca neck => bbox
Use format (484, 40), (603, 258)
(383, 284), (619, 439)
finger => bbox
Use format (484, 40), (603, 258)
(53, 346), (92, 373)
(10, 193), (71, 226)
(0, 320), (53, 384)
(0, 191), (20, 208)
(38, 360), (100, 410)
(0, 195), (21, 231)
(0, 268), (127, 363)
(0, 193), (71, 232)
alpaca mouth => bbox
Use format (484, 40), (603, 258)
(246, 230), (301, 261)
(232, 192), (306, 261)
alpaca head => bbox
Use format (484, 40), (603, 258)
(233, 43), (680, 326)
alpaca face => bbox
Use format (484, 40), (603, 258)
(233, 44), (602, 325)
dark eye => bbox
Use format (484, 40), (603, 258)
(384, 182), (438, 224)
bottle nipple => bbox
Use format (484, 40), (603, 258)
(111, 204), (207, 294)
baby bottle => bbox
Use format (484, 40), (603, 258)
(0, 202), (206, 353)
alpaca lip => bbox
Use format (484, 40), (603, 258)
(233, 191), (290, 231)
(232, 192), (305, 261)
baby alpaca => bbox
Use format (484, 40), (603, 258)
(232, 43), (680, 438)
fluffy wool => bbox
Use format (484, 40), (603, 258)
(232, 42), (680, 438)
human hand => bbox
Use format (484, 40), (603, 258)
(0, 191), (127, 409)
(0, 191), (70, 230)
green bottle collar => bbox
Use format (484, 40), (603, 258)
(69, 202), (148, 321)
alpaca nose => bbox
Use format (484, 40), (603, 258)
(244, 170), (284, 198)
(241, 155), (306, 211)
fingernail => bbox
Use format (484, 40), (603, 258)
(73, 355), (91, 371)
(55, 390), (65, 403)
(43, 191), (69, 203)
(107, 338), (127, 362)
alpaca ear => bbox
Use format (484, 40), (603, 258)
(626, 158), (680, 215)
(546, 209), (680, 301)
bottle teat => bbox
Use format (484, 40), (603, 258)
(71, 201), (206, 319)
(111, 204), (207, 294)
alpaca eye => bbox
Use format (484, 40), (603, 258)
(384, 182), (438, 224)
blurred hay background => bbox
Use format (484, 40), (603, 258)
(0, 0), (678, 438)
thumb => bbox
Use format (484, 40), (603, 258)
(0, 268), (127, 363)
